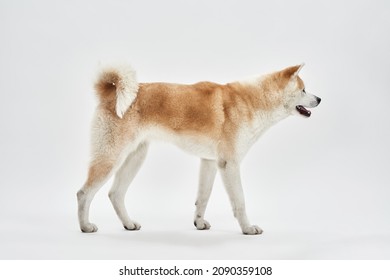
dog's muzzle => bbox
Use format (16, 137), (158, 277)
(296, 95), (321, 117)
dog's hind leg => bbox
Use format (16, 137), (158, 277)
(77, 138), (139, 233)
(218, 159), (263, 235)
(194, 159), (217, 230)
(108, 142), (149, 231)
(77, 158), (117, 233)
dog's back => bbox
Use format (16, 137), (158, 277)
(134, 82), (225, 136)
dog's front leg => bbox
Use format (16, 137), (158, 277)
(218, 159), (263, 235)
(194, 159), (217, 230)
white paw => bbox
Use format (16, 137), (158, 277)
(194, 219), (211, 230)
(81, 223), (98, 233)
(124, 221), (141, 231)
(243, 225), (263, 235)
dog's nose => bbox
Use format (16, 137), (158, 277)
(316, 96), (321, 105)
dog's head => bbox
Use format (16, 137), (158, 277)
(277, 64), (321, 118)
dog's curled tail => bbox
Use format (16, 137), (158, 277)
(94, 63), (139, 118)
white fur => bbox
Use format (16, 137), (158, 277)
(236, 108), (287, 160)
(300, 90), (320, 108)
(144, 127), (218, 160)
(115, 65), (138, 118)
(194, 159), (217, 230)
(108, 143), (149, 230)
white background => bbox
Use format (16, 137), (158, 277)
(0, 0), (389, 259)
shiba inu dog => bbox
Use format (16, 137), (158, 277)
(77, 63), (321, 235)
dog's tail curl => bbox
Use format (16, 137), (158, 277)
(94, 63), (138, 118)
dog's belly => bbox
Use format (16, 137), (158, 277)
(144, 127), (217, 159)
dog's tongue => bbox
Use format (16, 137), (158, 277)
(296, 105), (311, 117)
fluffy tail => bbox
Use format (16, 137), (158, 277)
(94, 63), (139, 118)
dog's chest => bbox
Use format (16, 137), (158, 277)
(235, 111), (286, 159)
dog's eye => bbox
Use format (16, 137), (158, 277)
(302, 89), (306, 94)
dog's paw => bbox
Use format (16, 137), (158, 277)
(194, 219), (211, 230)
(124, 221), (141, 231)
(81, 223), (98, 233)
(242, 225), (263, 235)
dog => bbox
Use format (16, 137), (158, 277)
(77, 63), (321, 235)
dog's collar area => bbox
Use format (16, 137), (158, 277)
(296, 105), (311, 117)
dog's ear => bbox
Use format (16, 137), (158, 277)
(282, 63), (305, 79)
(294, 63), (305, 76)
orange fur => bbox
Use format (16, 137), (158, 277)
(134, 82), (224, 137)
(85, 160), (113, 186)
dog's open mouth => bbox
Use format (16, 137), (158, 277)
(296, 105), (311, 117)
